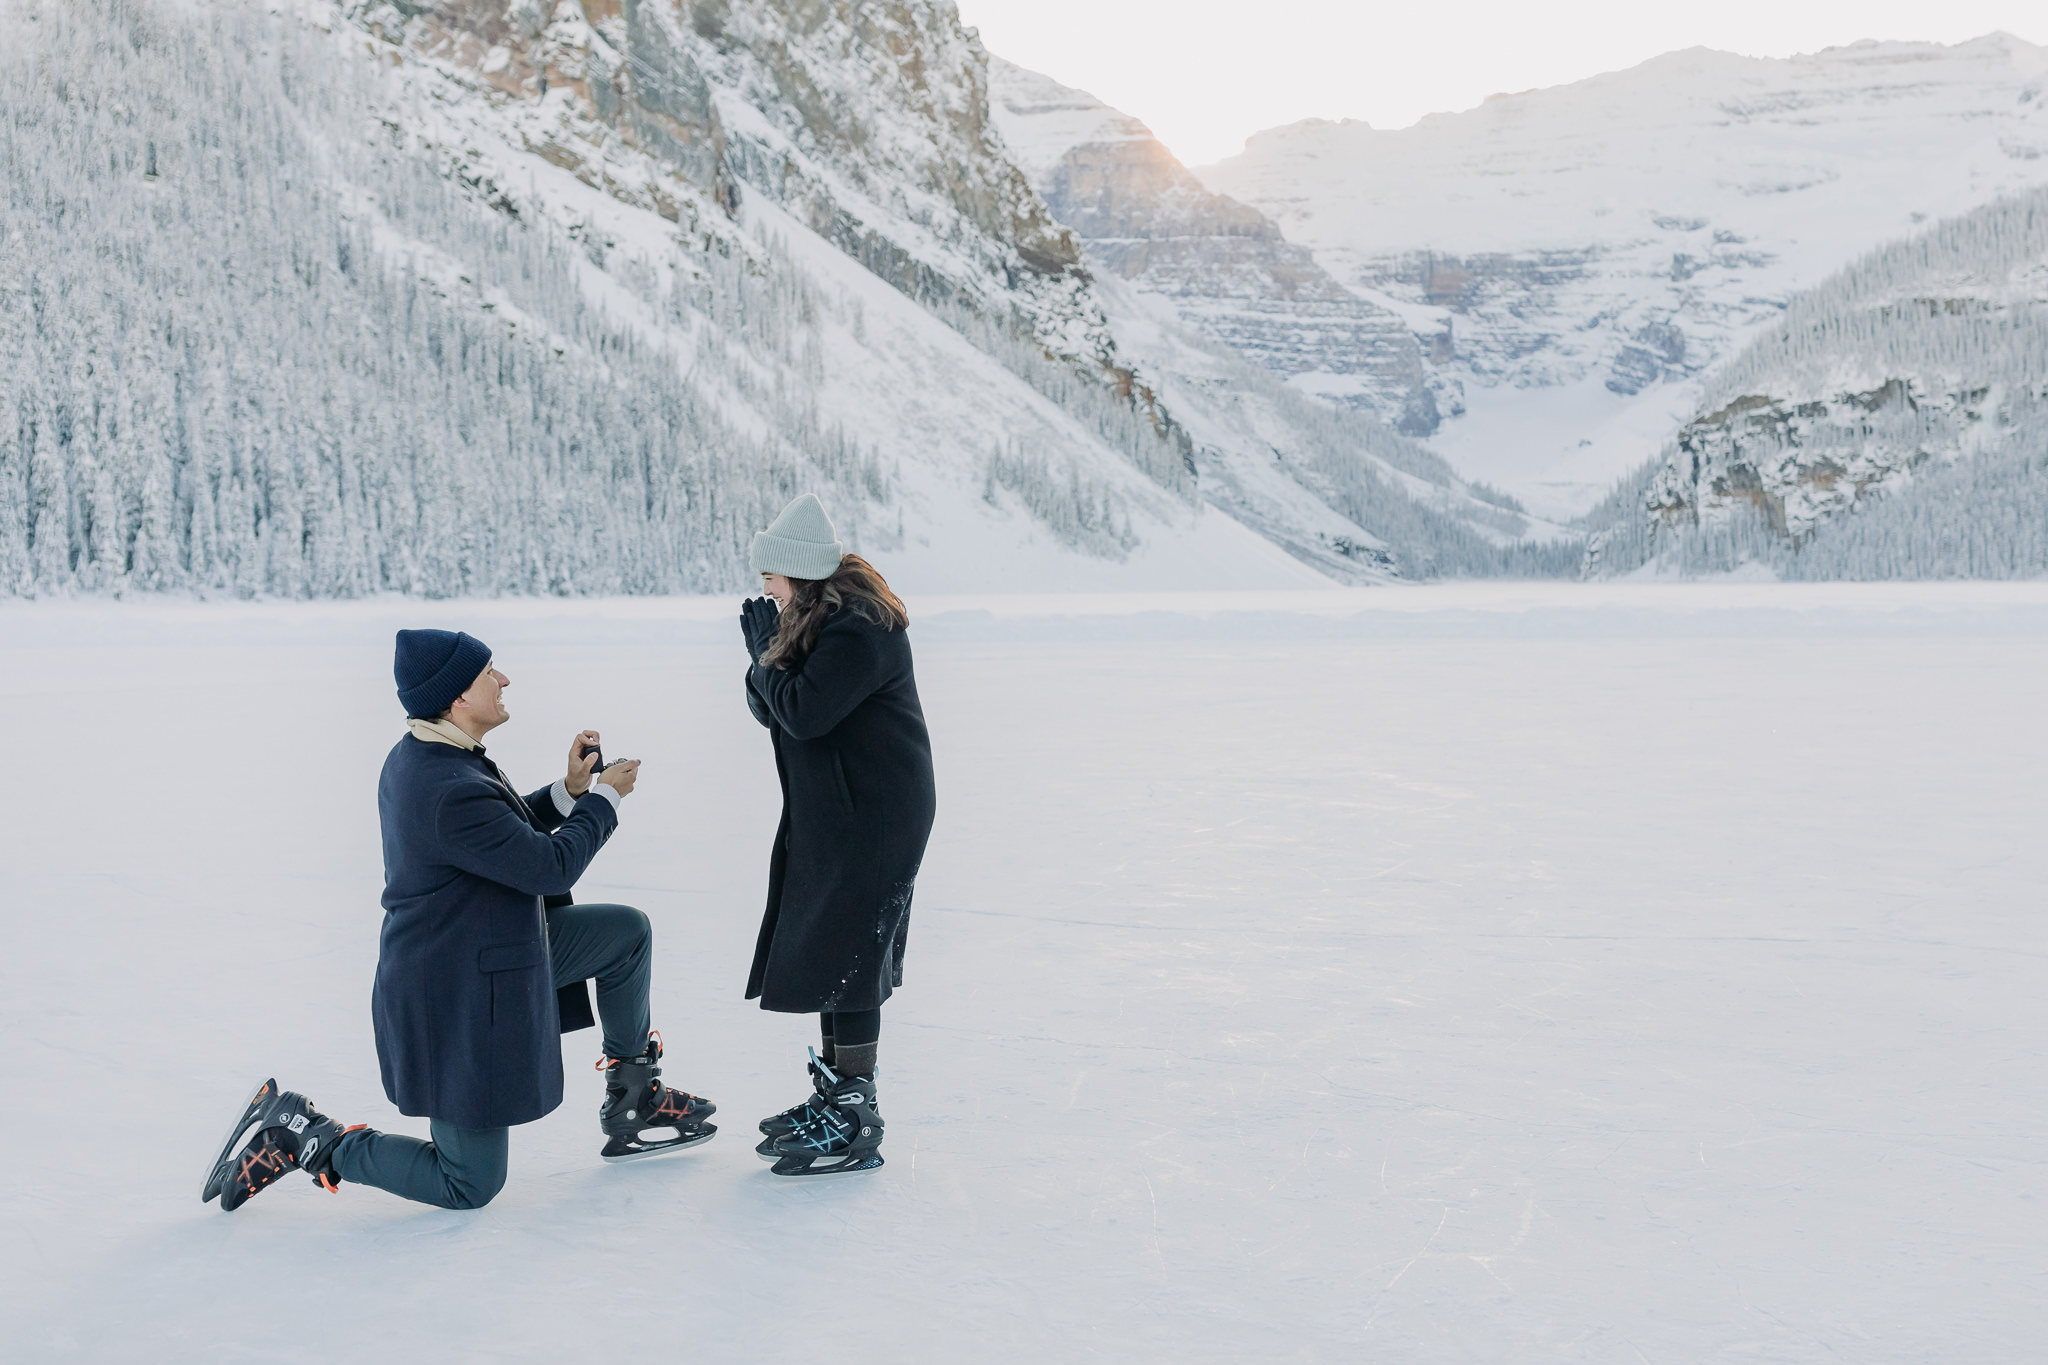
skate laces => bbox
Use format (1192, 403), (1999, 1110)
(776, 1048), (838, 1135)
(646, 1084), (702, 1124)
(234, 1139), (292, 1192)
(785, 1052), (861, 1153)
(788, 1102), (852, 1153)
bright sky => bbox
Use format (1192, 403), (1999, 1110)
(955, 0), (2048, 167)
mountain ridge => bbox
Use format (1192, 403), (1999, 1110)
(1198, 33), (2048, 518)
(986, 56), (1574, 582)
(3, 0), (1578, 598)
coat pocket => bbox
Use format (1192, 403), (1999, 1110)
(830, 750), (856, 813)
(479, 940), (544, 1026)
(478, 941), (544, 973)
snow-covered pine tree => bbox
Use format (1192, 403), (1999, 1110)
(0, 387), (30, 593)
(0, 0), (892, 599)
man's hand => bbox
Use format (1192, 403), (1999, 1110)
(596, 758), (640, 797)
(566, 730), (602, 796)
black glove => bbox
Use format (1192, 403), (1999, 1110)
(740, 597), (780, 662)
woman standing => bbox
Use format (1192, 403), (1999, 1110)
(737, 494), (936, 1179)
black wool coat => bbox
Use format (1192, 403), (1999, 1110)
(745, 608), (936, 1013)
(373, 735), (617, 1129)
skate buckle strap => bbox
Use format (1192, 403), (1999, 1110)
(597, 1029), (665, 1071)
(317, 1124), (368, 1192)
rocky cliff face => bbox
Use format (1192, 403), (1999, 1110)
(1648, 382), (1963, 539)
(987, 59), (1437, 435)
(1585, 185), (2048, 576)
(348, 0), (1111, 363)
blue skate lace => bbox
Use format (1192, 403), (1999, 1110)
(790, 1048), (855, 1154)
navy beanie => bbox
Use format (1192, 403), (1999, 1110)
(394, 629), (493, 718)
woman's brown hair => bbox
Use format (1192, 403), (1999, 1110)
(760, 554), (908, 669)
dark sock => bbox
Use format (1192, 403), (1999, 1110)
(818, 1013), (836, 1068)
(833, 1041), (877, 1077)
(822, 1009), (877, 1075)
(827, 1008), (880, 1046)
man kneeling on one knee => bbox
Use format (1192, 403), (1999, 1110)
(201, 629), (716, 1213)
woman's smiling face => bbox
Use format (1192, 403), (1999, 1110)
(761, 572), (793, 606)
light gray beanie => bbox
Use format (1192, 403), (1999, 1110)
(750, 493), (845, 580)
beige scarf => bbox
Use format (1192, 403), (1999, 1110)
(406, 716), (480, 751)
(407, 715), (532, 811)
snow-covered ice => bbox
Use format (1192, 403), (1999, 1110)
(3, 584), (2046, 1359)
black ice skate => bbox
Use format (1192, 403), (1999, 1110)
(754, 1048), (834, 1159)
(598, 1033), (717, 1163)
(202, 1078), (357, 1211)
(765, 1060), (884, 1180)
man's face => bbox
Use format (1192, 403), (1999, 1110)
(451, 662), (512, 732)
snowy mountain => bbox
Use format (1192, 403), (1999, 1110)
(0, 0), (1594, 598)
(1199, 36), (2048, 520)
(0, 0), (1300, 599)
(1582, 187), (2048, 580)
(987, 58), (1436, 436)
(987, 58), (1575, 581)
(367, 0), (1110, 374)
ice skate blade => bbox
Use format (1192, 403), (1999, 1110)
(767, 1153), (885, 1181)
(202, 1077), (278, 1203)
(600, 1128), (717, 1163)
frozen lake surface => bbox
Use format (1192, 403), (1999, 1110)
(3, 583), (2045, 1361)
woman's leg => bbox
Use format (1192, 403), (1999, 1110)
(818, 1012), (836, 1068)
(827, 1007), (880, 1077)
(330, 1122), (510, 1209)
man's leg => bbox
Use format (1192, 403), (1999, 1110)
(330, 1122), (509, 1210)
(549, 903), (715, 1159)
(547, 903), (651, 1059)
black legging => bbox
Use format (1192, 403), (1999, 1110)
(820, 1007), (880, 1049)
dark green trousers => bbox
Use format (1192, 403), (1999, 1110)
(334, 903), (653, 1208)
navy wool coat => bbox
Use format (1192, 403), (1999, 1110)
(745, 608), (936, 1013)
(374, 735), (617, 1129)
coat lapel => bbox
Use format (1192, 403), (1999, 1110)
(476, 752), (540, 828)
(400, 719), (538, 827)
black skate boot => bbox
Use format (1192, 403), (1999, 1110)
(202, 1079), (358, 1211)
(598, 1033), (717, 1163)
(765, 1061), (884, 1180)
(754, 1048), (834, 1159)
